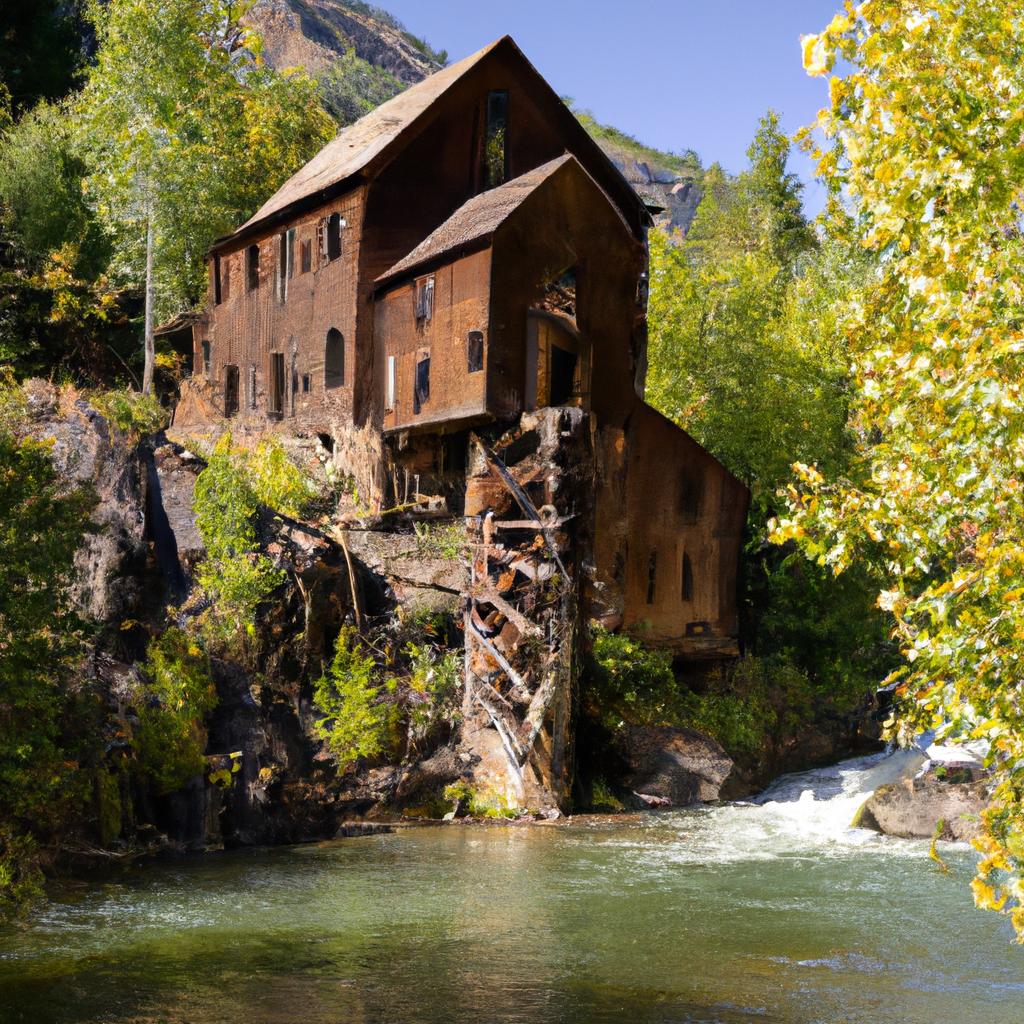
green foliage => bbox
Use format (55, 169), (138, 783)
(0, 370), (95, 918)
(412, 520), (466, 560)
(313, 626), (396, 770)
(404, 640), (462, 739)
(0, 100), (105, 274)
(78, 0), (336, 323)
(88, 388), (169, 437)
(317, 48), (405, 124)
(586, 627), (677, 728)
(133, 629), (217, 795)
(572, 106), (702, 182)
(442, 780), (518, 819)
(193, 433), (285, 644)
(783, 0), (1024, 937)
(0, 829), (45, 921)
(588, 778), (625, 813)
(246, 437), (317, 520)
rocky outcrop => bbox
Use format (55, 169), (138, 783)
(23, 382), (149, 624)
(612, 724), (733, 806)
(857, 766), (989, 841)
(246, 0), (440, 87)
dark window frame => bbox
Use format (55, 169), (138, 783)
(467, 330), (484, 373)
(246, 244), (260, 292)
(413, 351), (431, 414)
(327, 213), (343, 262)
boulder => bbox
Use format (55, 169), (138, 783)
(612, 724), (733, 806)
(858, 767), (988, 841)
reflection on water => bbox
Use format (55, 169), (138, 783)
(1, 752), (1022, 1024)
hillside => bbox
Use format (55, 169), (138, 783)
(248, 0), (703, 232)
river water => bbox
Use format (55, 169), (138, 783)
(2, 751), (1022, 1023)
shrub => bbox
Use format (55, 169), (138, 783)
(193, 433), (285, 644)
(313, 626), (396, 770)
(246, 436), (316, 519)
(405, 640), (462, 742)
(586, 626), (678, 727)
(133, 629), (217, 794)
(88, 388), (168, 436)
(442, 780), (518, 818)
(0, 829), (44, 921)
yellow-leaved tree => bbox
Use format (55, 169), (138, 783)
(776, 1), (1024, 936)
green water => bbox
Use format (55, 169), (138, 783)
(2, 754), (1022, 1024)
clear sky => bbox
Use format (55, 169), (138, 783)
(382, 0), (841, 216)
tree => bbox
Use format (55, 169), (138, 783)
(78, 0), (335, 393)
(778, 1), (1024, 937)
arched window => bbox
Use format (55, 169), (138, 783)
(325, 329), (344, 389)
(327, 213), (343, 262)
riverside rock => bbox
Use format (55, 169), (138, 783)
(857, 766), (988, 841)
(612, 724), (734, 806)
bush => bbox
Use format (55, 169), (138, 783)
(246, 436), (317, 519)
(586, 626), (678, 728)
(313, 626), (397, 770)
(193, 433), (285, 644)
(133, 629), (217, 794)
(89, 388), (168, 436)
(0, 829), (45, 921)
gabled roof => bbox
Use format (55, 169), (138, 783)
(213, 36), (649, 252)
(229, 38), (505, 242)
(375, 155), (580, 288)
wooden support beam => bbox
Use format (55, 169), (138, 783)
(468, 622), (532, 702)
(471, 587), (543, 638)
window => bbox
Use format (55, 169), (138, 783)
(467, 330), (484, 373)
(248, 365), (256, 409)
(415, 275), (434, 322)
(246, 245), (260, 292)
(484, 90), (508, 188)
(269, 353), (285, 415)
(327, 213), (343, 262)
(680, 472), (702, 524)
(681, 552), (694, 602)
(301, 239), (312, 274)
(386, 355), (396, 412)
(646, 550), (658, 605)
(325, 328), (344, 389)
(224, 365), (239, 418)
(413, 351), (430, 413)
(302, 374), (311, 394)
(277, 229), (295, 302)
(213, 256), (223, 305)
(201, 340), (211, 374)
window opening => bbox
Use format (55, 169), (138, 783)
(302, 374), (311, 394)
(413, 351), (431, 414)
(327, 213), (343, 262)
(269, 353), (285, 415)
(415, 275), (434, 322)
(646, 550), (658, 605)
(301, 239), (312, 274)
(246, 244), (259, 291)
(325, 328), (344, 389)
(467, 330), (484, 373)
(484, 90), (508, 188)
(681, 552), (694, 602)
(201, 340), (211, 374)
(386, 355), (396, 412)
(224, 364), (239, 418)
(213, 256), (223, 305)
(680, 472), (702, 524)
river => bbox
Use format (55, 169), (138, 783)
(2, 750), (1022, 1023)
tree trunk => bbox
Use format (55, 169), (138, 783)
(142, 209), (155, 396)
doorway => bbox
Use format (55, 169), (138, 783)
(525, 310), (589, 410)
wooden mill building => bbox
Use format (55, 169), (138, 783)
(181, 35), (749, 659)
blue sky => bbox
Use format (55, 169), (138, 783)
(382, 0), (841, 216)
